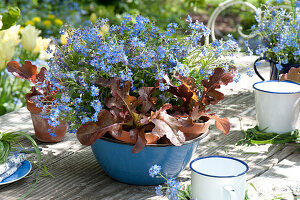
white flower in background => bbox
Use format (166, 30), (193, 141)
(0, 40), (17, 70)
(0, 15), (2, 29)
(0, 25), (20, 69)
(33, 37), (52, 60)
(1, 25), (20, 45)
(33, 37), (51, 53)
(0, 40), (16, 61)
(21, 24), (41, 52)
(39, 43), (55, 60)
(39, 49), (52, 60)
(7, 25), (21, 45)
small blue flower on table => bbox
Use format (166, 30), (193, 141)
(149, 164), (184, 200)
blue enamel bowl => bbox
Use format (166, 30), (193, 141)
(91, 132), (208, 185)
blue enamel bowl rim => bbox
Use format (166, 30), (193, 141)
(190, 155), (249, 178)
(253, 80), (300, 94)
(97, 131), (209, 147)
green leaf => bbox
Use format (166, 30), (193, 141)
(237, 126), (300, 146)
(177, 183), (191, 200)
(0, 105), (7, 116)
(41, 165), (54, 178)
(16, 131), (42, 167)
(0, 141), (11, 164)
(1, 7), (21, 30)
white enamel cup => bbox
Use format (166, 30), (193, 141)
(253, 81), (300, 133)
(190, 156), (249, 200)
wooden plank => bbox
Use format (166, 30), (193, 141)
(248, 151), (300, 200)
(0, 147), (160, 200)
(0, 107), (33, 133)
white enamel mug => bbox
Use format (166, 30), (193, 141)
(253, 81), (300, 134)
(190, 156), (249, 200)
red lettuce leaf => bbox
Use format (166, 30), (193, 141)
(207, 114), (230, 135)
(97, 77), (142, 126)
(152, 111), (185, 146)
(7, 61), (38, 84)
(35, 67), (47, 84)
(131, 128), (147, 154)
(76, 109), (122, 145)
(25, 87), (43, 101)
(150, 103), (172, 120)
(7, 60), (51, 100)
(279, 67), (300, 83)
(138, 87), (157, 114)
(200, 67), (236, 106)
(86, 67), (235, 150)
(171, 67), (235, 135)
(167, 75), (199, 114)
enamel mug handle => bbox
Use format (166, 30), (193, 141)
(253, 57), (268, 81)
(224, 186), (238, 200)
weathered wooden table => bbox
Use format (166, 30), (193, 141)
(0, 54), (299, 200)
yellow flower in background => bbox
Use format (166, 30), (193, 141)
(32, 17), (41, 23)
(19, 26), (24, 33)
(60, 33), (68, 45)
(54, 19), (63, 26)
(21, 24), (41, 52)
(90, 13), (97, 24)
(0, 15), (3, 30)
(48, 14), (55, 19)
(43, 20), (51, 28)
(25, 20), (34, 26)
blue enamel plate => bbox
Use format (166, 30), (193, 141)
(0, 160), (32, 185)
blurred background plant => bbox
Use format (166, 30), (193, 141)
(0, 0), (268, 39)
(0, 0), (268, 116)
(23, 14), (64, 38)
(0, 7), (51, 116)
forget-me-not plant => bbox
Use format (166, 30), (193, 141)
(253, 0), (299, 69)
(43, 15), (239, 136)
(149, 164), (195, 200)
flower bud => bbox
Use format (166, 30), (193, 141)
(90, 13), (97, 24)
(21, 25), (41, 52)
